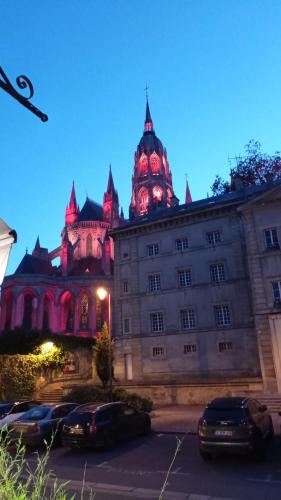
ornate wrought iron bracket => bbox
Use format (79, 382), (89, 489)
(0, 66), (48, 122)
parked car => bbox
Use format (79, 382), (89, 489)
(8, 403), (78, 447)
(62, 401), (151, 449)
(198, 397), (274, 460)
(0, 401), (41, 432)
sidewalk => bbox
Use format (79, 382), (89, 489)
(151, 404), (281, 435)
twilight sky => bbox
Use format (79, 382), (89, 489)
(2, 0), (281, 274)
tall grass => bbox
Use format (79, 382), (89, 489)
(0, 430), (94, 499)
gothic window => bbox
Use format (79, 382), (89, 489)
(153, 185), (163, 202)
(86, 234), (92, 256)
(167, 188), (173, 206)
(138, 188), (149, 214)
(22, 294), (33, 330)
(139, 154), (148, 175)
(63, 294), (74, 332)
(80, 294), (89, 330)
(43, 295), (52, 331)
(150, 153), (159, 174)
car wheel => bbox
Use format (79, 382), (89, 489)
(199, 449), (212, 461)
(252, 436), (266, 462)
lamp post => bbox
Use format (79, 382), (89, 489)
(96, 287), (112, 401)
(0, 219), (16, 286)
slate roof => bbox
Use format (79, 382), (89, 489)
(68, 256), (105, 276)
(78, 198), (103, 222)
(15, 254), (53, 275)
(111, 180), (281, 234)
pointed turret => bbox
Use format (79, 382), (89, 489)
(107, 165), (116, 194)
(32, 235), (49, 260)
(144, 99), (153, 132)
(103, 165), (120, 228)
(65, 181), (80, 225)
(185, 180), (192, 204)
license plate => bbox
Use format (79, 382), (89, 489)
(214, 430), (233, 436)
(70, 427), (84, 435)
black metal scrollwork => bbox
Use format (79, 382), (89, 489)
(0, 66), (48, 122)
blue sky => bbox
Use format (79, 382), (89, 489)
(2, 0), (281, 274)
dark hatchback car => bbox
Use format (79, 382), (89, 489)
(198, 397), (274, 460)
(62, 401), (151, 449)
(0, 400), (41, 432)
(8, 403), (77, 447)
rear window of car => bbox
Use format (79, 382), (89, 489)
(0, 404), (12, 415)
(204, 408), (245, 420)
(20, 407), (50, 421)
(65, 411), (94, 425)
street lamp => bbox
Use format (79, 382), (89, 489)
(0, 218), (16, 286)
(96, 287), (112, 400)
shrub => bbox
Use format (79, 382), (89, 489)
(62, 385), (153, 413)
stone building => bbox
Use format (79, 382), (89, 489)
(0, 170), (120, 335)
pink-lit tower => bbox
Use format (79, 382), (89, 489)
(129, 100), (176, 219)
(65, 181), (80, 225)
(103, 165), (120, 228)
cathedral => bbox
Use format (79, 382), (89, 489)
(2, 100), (281, 402)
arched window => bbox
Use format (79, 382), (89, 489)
(150, 153), (159, 174)
(138, 188), (149, 214)
(61, 292), (74, 332)
(43, 294), (53, 331)
(139, 154), (148, 175)
(23, 294), (33, 330)
(153, 185), (163, 202)
(86, 234), (92, 256)
(80, 294), (89, 330)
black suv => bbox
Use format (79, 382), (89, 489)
(198, 397), (274, 460)
(62, 401), (151, 449)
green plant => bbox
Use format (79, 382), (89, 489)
(94, 323), (114, 389)
(0, 430), (95, 499)
(62, 384), (153, 412)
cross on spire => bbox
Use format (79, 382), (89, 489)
(144, 83), (149, 100)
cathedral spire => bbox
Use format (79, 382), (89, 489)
(185, 179), (192, 204)
(144, 99), (153, 132)
(107, 165), (115, 194)
(34, 235), (40, 251)
(65, 181), (80, 225)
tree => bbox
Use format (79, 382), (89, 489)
(211, 140), (281, 196)
(94, 323), (114, 389)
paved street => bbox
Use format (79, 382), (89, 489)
(25, 432), (281, 500)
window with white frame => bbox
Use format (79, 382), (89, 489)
(184, 344), (197, 354)
(123, 317), (131, 334)
(147, 243), (159, 257)
(150, 312), (164, 333)
(175, 238), (188, 251)
(264, 228), (279, 249)
(272, 281), (281, 302)
(180, 308), (196, 329)
(218, 341), (233, 352)
(123, 281), (128, 293)
(210, 263), (225, 283)
(178, 269), (192, 288)
(206, 230), (221, 245)
(149, 274), (161, 292)
(214, 304), (231, 326)
(152, 346), (165, 358)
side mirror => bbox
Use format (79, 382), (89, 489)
(259, 404), (267, 412)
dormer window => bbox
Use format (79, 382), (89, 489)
(265, 228), (279, 250)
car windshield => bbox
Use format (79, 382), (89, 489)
(19, 407), (50, 421)
(0, 404), (12, 416)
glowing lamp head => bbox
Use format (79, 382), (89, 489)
(96, 287), (108, 301)
(40, 341), (54, 355)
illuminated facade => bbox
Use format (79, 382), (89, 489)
(0, 168), (120, 336)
